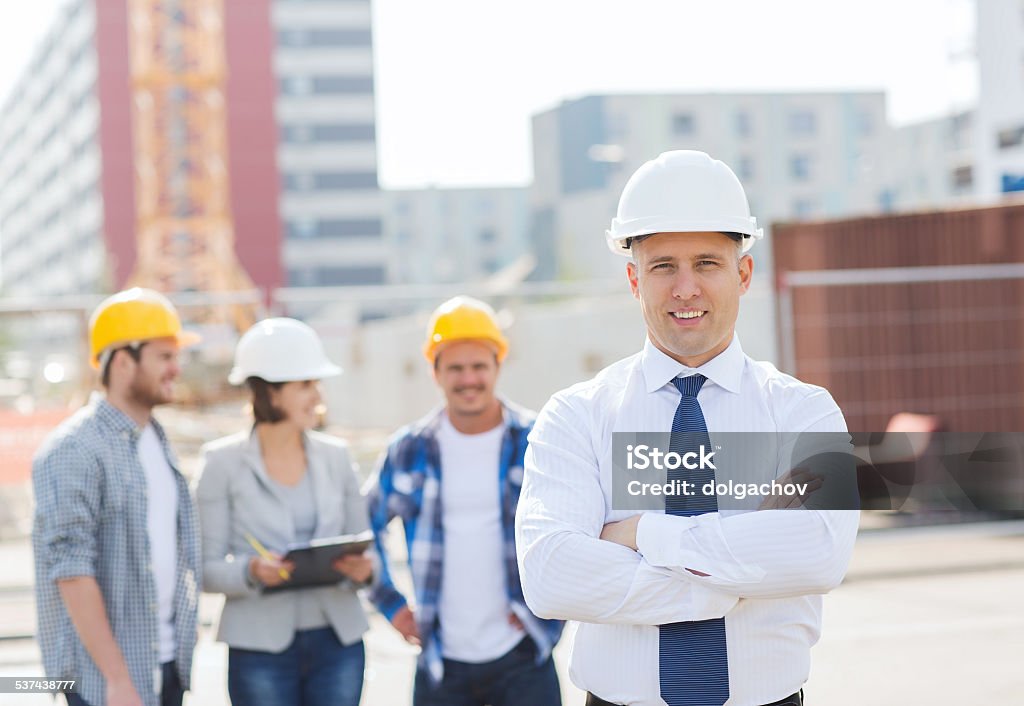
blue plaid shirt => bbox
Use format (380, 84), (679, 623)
(32, 397), (201, 706)
(367, 399), (563, 684)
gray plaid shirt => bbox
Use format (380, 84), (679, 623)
(32, 397), (201, 706)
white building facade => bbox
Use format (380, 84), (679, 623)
(273, 0), (387, 288)
(382, 186), (530, 285)
(272, 0), (385, 286)
(530, 92), (888, 282)
(874, 110), (976, 213)
(974, 0), (1024, 199)
(0, 0), (103, 297)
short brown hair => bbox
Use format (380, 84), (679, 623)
(100, 344), (144, 388)
(247, 377), (286, 423)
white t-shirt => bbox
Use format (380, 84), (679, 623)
(138, 425), (178, 663)
(437, 413), (524, 662)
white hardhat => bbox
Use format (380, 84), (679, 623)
(228, 318), (342, 385)
(607, 150), (763, 256)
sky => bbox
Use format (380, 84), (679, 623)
(0, 0), (977, 189)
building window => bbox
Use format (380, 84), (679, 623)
(283, 171), (377, 190)
(1002, 173), (1024, 193)
(951, 165), (973, 190)
(788, 110), (817, 136)
(479, 228), (496, 243)
(997, 124), (1024, 150)
(314, 172), (377, 190)
(878, 189), (896, 213)
(608, 112), (628, 139)
(672, 113), (696, 136)
(281, 76), (312, 95)
(790, 154), (812, 181)
(290, 219), (317, 239)
(291, 268), (316, 287)
(737, 155), (754, 181)
(283, 172), (314, 191)
(312, 76), (374, 94)
(950, 112), (971, 149)
(285, 218), (382, 239)
(280, 124), (313, 142)
(288, 265), (386, 287)
(280, 29), (308, 46)
(735, 111), (751, 138)
(476, 198), (494, 216)
(312, 124), (375, 141)
(277, 29), (373, 48)
(279, 75), (374, 96)
(858, 111), (873, 137)
(792, 198), (816, 218)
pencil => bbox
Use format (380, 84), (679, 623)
(244, 533), (291, 580)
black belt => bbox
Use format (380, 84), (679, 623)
(586, 689), (803, 706)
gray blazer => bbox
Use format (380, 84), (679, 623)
(196, 429), (371, 652)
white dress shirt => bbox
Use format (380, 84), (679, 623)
(516, 335), (860, 706)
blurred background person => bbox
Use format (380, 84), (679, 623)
(366, 296), (564, 706)
(33, 288), (201, 706)
(196, 318), (372, 706)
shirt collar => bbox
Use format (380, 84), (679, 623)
(641, 333), (745, 395)
(91, 393), (141, 435)
(417, 396), (530, 439)
(91, 391), (166, 440)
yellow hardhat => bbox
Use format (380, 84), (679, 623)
(88, 288), (201, 369)
(423, 296), (509, 363)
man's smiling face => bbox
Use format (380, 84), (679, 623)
(627, 231), (753, 368)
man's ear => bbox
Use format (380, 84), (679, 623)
(627, 261), (640, 300)
(108, 348), (135, 385)
(738, 253), (754, 294)
(430, 350), (442, 384)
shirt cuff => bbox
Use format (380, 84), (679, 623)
(636, 512), (695, 566)
(242, 557), (262, 593)
(637, 512), (766, 585)
(49, 558), (96, 582)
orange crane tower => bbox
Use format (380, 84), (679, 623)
(126, 0), (255, 327)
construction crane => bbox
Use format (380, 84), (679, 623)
(126, 0), (256, 330)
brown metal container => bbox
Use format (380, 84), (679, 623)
(773, 204), (1024, 432)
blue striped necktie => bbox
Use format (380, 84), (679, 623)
(660, 374), (730, 706)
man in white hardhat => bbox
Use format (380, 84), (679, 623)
(516, 151), (858, 706)
(366, 297), (563, 706)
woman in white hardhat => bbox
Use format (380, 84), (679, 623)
(196, 318), (372, 706)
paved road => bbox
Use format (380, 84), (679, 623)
(3, 521), (1022, 706)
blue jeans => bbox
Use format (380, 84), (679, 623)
(66, 661), (183, 706)
(228, 627), (364, 706)
(413, 637), (561, 706)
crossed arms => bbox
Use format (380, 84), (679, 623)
(514, 395), (859, 626)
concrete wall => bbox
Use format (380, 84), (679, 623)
(315, 279), (778, 430)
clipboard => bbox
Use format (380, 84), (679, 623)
(263, 530), (374, 593)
